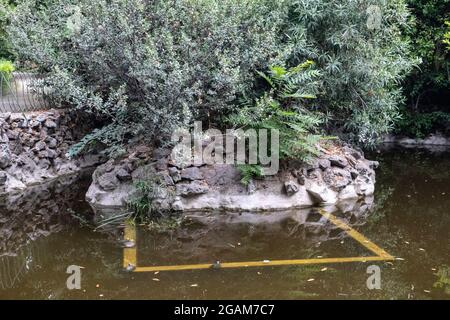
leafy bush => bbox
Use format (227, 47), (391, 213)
(0, 0), (14, 59)
(9, 0), (291, 156)
(286, 0), (416, 145)
(394, 107), (450, 138)
(444, 21), (450, 51)
(9, 0), (416, 153)
(236, 164), (263, 186)
(0, 59), (13, 93)
(401, 0), (450, 113)
(227, 62), (323, 163)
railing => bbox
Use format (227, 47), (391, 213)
(0, 241), (45, 290)
(0, 72), (51, 113)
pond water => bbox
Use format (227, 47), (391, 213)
(0, 146), (449, 300)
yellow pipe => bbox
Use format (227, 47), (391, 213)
(133, 256), (392, 272)
(124, 210), (395, 272)
(123, 222), (137, 269)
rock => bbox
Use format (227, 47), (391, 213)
(84, 142), (376, 215)
(0, 112), (11, 121)
(9, 114), (25, 123)
(38, 158), (51, 170)
(0, 144), (11, 169)
(247, 179), (257, 194)
(368, 160), (379, 169)
(46, 137), (58, 149)
(157, 171), (174, 186)
(0, 171), (7, 185)
(306, 183), (337, 204)
(323, 167), (352, 191)
(0, 132), (8, 143)
(29, 120), (41, 129)
(284, 181), (299, 196)
(35, 114), (47, 123)
(181, 167), (203, 180)
(116, 168), (132, 182)
(44, 119), (57, 128)
(350, 169), (359, 180)
(355, 176), (375, 196)
(155, 158), (168, 171)
(168, 167), (181, 182)
(172, 200), (184, 211)
(152, 147), (171, 160)
(398, 137), (417, 145)
(307, 168), (322, 181)
(34, 141), (46, 151)
(328, 155), (348, 168)
(6, 129), (19, 140)
(297, 175), (306, 185)
(355, 161), (371, 175)
(176, 180), (209, 196)
(422, 134), (450, 146)
(338, 184), (358, 200)
(48, 148), (58, 159)
(318, 158), (331, 170)
(305, 159), (320, 171)
(97, 172), (120, 191)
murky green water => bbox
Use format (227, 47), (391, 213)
(1, 146), (449, 299)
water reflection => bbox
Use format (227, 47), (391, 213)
(0, 147), (449, 299)
(0, 171), (93, 290)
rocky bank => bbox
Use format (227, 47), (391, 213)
(0, 109), (103, 196)
(86, 142), (378, 215)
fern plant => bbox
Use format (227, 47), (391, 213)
(236, 164), (263, 186)
(228, 61), (323, 165)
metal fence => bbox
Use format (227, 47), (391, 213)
(0, 72), (51, 113)
(0, 240), (45, 290)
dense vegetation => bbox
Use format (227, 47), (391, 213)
(396, 0), (450, 137)
(0, 0), (447, 159)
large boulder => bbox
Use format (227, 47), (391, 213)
(0, 144), (11, 169)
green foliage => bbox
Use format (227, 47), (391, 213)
(394, 107), (450, 138)
(0, 0), (14, 59)
(0, 58), (13, 93)
(236, 164), (263, 186)
(9, 0), (416, 151)
(0, 58), (12, 72)
(9, 0), (291, 156)
(444, 21), (450, 51)
(287, 0), (416, 146)
(228, 62), (323, 163)
(401, 0), (450, 113)
(127, 178), (165, 219)
(434, 265), (450, 295)
(128, 180), (155, 217)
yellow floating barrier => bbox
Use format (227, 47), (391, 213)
(123, 209), (394, 272)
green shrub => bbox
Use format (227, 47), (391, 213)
(9, 0), (416, 153)
(444, 21), (450, 51)
(9, 0), (291, 156)
(394, 107), (450, 138)
(401, 0), (450, 115)
(227, 62), (323, 163)
(0, 59), (13, 93)
(0, 0), (14, 60)
(236, 164), (263, 186)
(286, 0), (416, 146)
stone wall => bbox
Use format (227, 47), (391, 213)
(86, 143), (378, 215)
(383, 133), (450, 146)
(0, 109), (102, 195)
